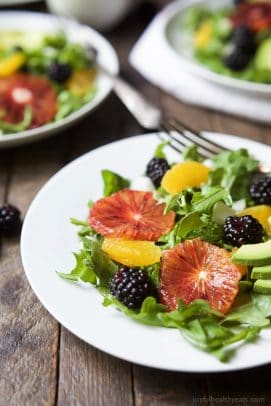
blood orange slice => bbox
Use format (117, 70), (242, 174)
(89, 189), (175, 241)
(0, 73), (57, 128)
(232, 3), (271, 32)
(159, 239), (241, 313)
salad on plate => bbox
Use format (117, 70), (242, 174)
(59, 140), (271, 362)
(0, 30), (97, 134)
(181, 0), (271, 83)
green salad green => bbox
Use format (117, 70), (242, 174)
(0, 31), (97, 134)
(58, 143), (271, 362)
(181, 2), (271, 84)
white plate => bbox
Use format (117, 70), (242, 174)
(0, 11), (118, 148)
(164, 0), (271, 96)
(21, 133), (271, 373)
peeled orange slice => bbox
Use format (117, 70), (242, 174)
(102, 238), (161, 267)
(159, 239), (241, 313)
(67, 68), (96, 96)
(89, 189), (175, 241)
(161, 161), (209, 195)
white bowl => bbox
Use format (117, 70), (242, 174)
(46, 0), (140, 31)
(0, 11), (119, 149)
(164, 0), (271, 96)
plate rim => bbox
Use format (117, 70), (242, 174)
(0, 10), (119, 148)
(163, 0), (271, 96)
(20, 132), (271, 373)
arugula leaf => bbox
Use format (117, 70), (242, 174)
(192, 187), (232, 214)
(143, 263), (160, 287)
(58, 237), (117, 288)
(70, 217), (96, 237)
(211, 148), (259, 201)
(182, 144), (204, 162)
(159, 300), (222, 328)
(103, 296), (167, 326)
(154, 140), (169, 159)
(58, 250), (96, 284)
(70, 218), (88, 227)
(172, 212), (204, 244)
(162, 186), (232, 247)
(252, 293), (271, 317)
(101, 169), (130, 197)
(188, 218), (224, 246)
(83, 238), (118, 288)
(223, 303), (270, 327)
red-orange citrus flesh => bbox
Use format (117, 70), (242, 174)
(159, 239), (241, 314)
(89, 189), (175, 242)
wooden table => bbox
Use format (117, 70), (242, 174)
(1, 2), (271, 405)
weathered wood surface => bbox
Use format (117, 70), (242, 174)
(0, 2), (271, 406)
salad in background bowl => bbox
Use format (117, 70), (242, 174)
(0, 30), (97, 133)
(0, 12), (118, 148)
(166, 0), (271, 95)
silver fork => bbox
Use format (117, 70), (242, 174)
(84, 44), (271, 173)
(113, 76), (271, 173)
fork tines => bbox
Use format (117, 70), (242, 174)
(160, 118), (230, 159)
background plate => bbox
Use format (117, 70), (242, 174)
(21, 133), (271, 373)
(0, 11), (118, 148)
(165, 0), (271, 96)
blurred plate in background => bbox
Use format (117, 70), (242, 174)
(0, 11), (118, 148)
(165, 0), (271, 96)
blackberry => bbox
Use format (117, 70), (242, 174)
(224, 25), (255, 71)
(224, 215), (264, 247)
(48, 61), (72, 83)
(0, 204), (21, 235)
(250, 176), (271, 205)
(223, 47), (251, 71)
(232, 25), (255, 54)
(146, 157), (170, 187)
(110, 267), (155, 309)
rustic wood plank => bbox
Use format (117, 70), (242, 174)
(133, 367), (209, 406)
(0, 135), (72, 405)
(57, 328), (133, 406)
(210, 111), (271, 144)
(206, 366), (270, 406)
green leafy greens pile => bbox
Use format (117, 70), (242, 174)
(0, 31), (97, 134)
(58, 146), (271, 362)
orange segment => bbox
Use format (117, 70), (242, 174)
(161, 161), (210, 195)
(238, 205), (271, 233)
(102, 238), (161, 267)
(0, 52), (26, 77)
(194, 21), (213, 49)
(66, 68), (96, 96)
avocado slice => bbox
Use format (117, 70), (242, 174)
(232, 240), (271, 266)
(253, 279), (271, 294)
(251, 265), (271, 280)
(255, 38), (271, 72)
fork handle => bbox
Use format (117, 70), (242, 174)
(112, 76), (162, 130)
(99, 63), (162, 130)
